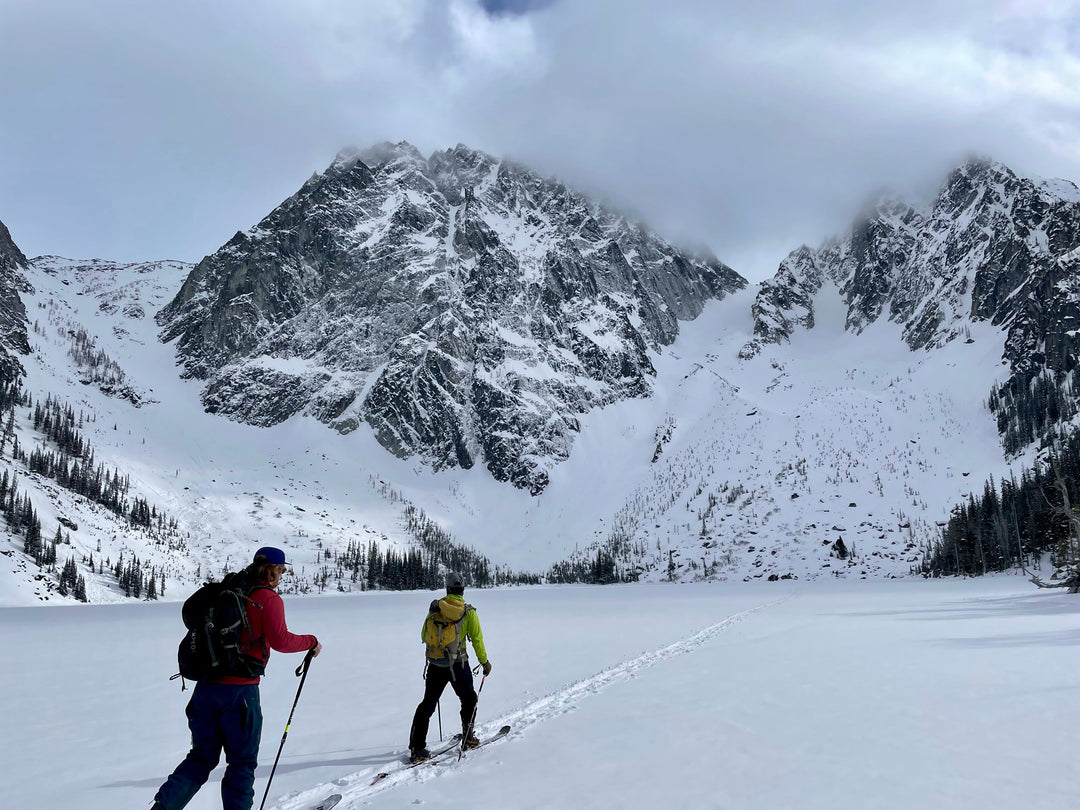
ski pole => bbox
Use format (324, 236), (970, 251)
(259, 648), (316, 810)
(459, 668), (486, 762)
(437, 698), (443, 742)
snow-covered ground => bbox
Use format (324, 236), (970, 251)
(5, 575), (1077, 809)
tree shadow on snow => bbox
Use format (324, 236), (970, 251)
(936, 629), (1080, 648)
(834, 592), (1080, 622)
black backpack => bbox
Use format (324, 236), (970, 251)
(175, 571), (269, 685)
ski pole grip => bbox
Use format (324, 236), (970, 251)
(296, 647), (316, 677)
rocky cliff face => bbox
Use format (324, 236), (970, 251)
(747, 158), (1080, 452)
(158, 142), (746, 492)
(0, 219), (31, 385)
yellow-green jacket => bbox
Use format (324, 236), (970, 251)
(422, 594), (488, 667)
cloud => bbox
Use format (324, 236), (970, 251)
(450, 1), (541, 70)
(479, 0), (559, 16)
(1, 0), (1078, 281)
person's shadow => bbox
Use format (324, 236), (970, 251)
(103, 748), (402, 789)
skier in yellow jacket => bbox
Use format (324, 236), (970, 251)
(408, 571), (491, 762)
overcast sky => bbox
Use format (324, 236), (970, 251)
(1, 0), (1078, 282)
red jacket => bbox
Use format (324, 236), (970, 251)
(218, 586), (318, 685)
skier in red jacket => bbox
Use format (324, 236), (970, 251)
(152, 547), (322, 810)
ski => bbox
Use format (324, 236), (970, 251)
(369, 735), (462, 785)
(369, 725), (511, 785)
(311, 795), (341, 810)
(458, 723), (511, 757)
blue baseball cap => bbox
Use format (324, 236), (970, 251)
(254, 546), (292, 566)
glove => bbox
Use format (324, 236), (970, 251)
(482, 660), (492, 676)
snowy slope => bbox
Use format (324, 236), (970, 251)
(2, 256), (453, 605)
(475, 283), (1021, 581)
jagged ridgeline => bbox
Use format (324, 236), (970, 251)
(746, 159), (1080, 458)
(158, 143), (746, 493)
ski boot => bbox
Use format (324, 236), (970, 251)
(409, 746), (431, 763)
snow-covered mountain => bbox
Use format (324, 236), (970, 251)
(749, 160), (1080, 351)
(2, 152), (1079, 605)
(158, 143), (746, 493)
(746, 159), (1080, 453)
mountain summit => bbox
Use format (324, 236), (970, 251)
(158, 142), (746, 492)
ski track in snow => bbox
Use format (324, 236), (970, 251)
(275, 597), (786, 809)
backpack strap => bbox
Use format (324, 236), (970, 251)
(241, 583), (272, 660)
(449, 604), (473, 663)
(222, 572), (270, 661)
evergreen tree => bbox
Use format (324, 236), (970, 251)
(921, 429), (1080, 585)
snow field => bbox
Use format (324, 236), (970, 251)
(4, 576), (1079, 810)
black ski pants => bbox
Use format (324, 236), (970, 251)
(409, 661), (477, 750)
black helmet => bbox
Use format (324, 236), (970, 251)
(445, 571), (465, 594)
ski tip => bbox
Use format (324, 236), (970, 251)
(498, 724), (511, 733)
(315, 795), (342, 810)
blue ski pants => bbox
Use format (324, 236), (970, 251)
(154, 681), (263, 810)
